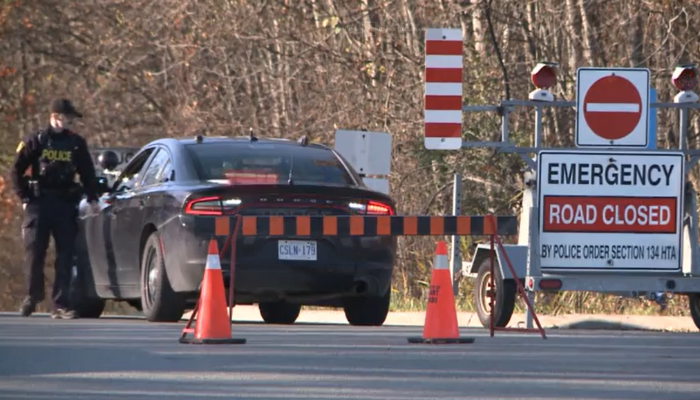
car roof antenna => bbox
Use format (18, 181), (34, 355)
(249, 127), (257, 142)
(287, 153), (294, 185)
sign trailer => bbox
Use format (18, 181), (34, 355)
(422, 28), (700, 332)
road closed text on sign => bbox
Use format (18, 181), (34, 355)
(537, 151), (684, 271)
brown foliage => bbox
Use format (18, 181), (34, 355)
(0, 0), (698, 314)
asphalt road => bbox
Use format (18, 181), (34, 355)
(0, 314), (699, 400)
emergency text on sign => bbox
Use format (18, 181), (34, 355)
(547, 162), (674, 186)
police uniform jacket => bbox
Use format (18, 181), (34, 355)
(11, 126), (99, 204)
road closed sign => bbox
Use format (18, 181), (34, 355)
(536, 150), (685, 272)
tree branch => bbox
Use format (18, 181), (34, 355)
(482, 0), (511, 100)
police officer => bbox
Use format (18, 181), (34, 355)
(11, 99), (101, 319)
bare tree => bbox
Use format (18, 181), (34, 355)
(0, 0), (697, 315)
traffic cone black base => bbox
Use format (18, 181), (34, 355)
(179, 336), (247, 345)
(407, 336), (475, 344)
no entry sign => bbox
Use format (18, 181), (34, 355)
(575, 68), (650, 148)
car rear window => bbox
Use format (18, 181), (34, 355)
(184, 142), (358, 186)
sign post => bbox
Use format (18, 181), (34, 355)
(575, 68), (650, 148)
(647, 88), (657, 149)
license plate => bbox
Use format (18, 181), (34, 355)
(278, 240), (317, 261)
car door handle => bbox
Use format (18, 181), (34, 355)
(138, 199), (145, 209)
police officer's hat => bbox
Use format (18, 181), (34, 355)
(50, 98), (83, 118)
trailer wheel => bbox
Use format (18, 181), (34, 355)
(689, 293), (700, 331)
(474, 257), (516, 328)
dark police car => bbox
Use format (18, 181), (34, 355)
(71, 135), (397, 326)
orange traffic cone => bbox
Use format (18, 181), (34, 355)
(179, 239), (246, 345)
(408, 241), (475, 344)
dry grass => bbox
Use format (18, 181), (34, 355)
(389, 278), (689, 317)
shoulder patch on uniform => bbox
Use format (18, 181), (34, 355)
(16, 141), (24, 153)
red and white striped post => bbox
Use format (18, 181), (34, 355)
(424, 28), (463, 150)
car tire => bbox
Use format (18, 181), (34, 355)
(140, 231), (186, 323)
(259, 301), (301, 324)
(69, 257), (106, 319)
(689, 293), (700, 331)
(474, 257), (516, 328)
(343, 289), (391, 326)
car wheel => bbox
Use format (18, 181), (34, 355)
(140, 231), (186, 322)
(69, 258), (106, 318)
(258, 301), (301, 324)
(689, 293), (700, 331)
(343, 289), (391, 326)
(474, 257), (516, 328)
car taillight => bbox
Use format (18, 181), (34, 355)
(366, 200), (394, 215)
(184, 196), (242, 215)
(348, 200), (395, 215)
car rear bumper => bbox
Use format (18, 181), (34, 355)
(185, 259), (392, 301)
(161, 215), (395, 301)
